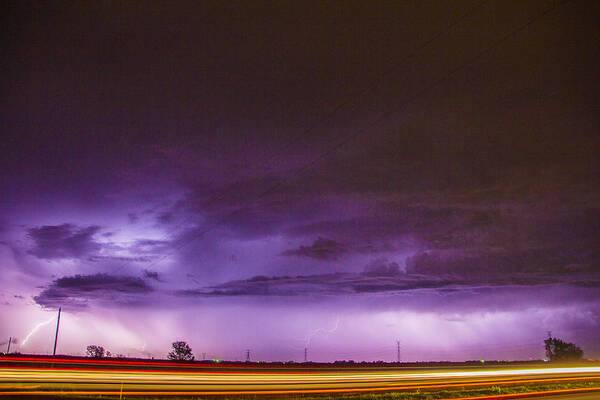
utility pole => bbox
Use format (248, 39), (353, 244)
(304, 347), (308, 362)
(202, 352), (206, 360)
(396, 340), (401, 363)
(245, 349), (250, 362)
(53, 307), (61, 356)
(6, 337), (11, 354)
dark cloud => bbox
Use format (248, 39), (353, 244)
(362, 258), (402, 277)
(406, 246), (599, 279)
(87, 255), (152, 263)
(131, 239), (170, 254)
(142, 269), (160, 281)
(156, 212), (173, 224)
(175, 271), (559, 298)
(27, 224), (101, 260)
(177, 273), (353, 297)
(127, 213), (139, 223)
(176, 241), (600, 298)
(34, 273), (153, 309)
(179, 185), (324, 239)
(176, 273), (428, 297)
(22, 224), (170, 269)
(281, 237), (347, 261)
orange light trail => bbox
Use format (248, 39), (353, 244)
(1, 358), (600, 397)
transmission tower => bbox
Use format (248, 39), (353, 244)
(396, 340), (401, 363)
(304, 347), (308, 362)
(246, 349), (250, 362)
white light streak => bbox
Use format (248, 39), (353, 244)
(21, 316), (55, 346)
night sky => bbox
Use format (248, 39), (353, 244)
(1, 1), (599, 362)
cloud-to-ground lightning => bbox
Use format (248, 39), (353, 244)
(21, 317), (56, 347)
(303, 316), (341, 348)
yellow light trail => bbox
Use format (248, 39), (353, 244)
(2, 360), (600, 397)
(3, 366), (600, 383)
(1, 387), (600, 398)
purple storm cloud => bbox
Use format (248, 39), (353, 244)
(1, 1), (599, 361)
(27, 224), (102, 260)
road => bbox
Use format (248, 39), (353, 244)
(538, 393), (600, 399)
(1, 357), (600, 398)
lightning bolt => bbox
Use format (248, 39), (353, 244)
(303, 316), (341, 347)
(21, 316), (55, 346)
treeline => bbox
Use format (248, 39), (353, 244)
(16, 335), (584, 364)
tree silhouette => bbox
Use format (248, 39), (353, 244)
(544, 336), (583, 361)
(168, 341), (194, 361)
(86, 345), (105, 358)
